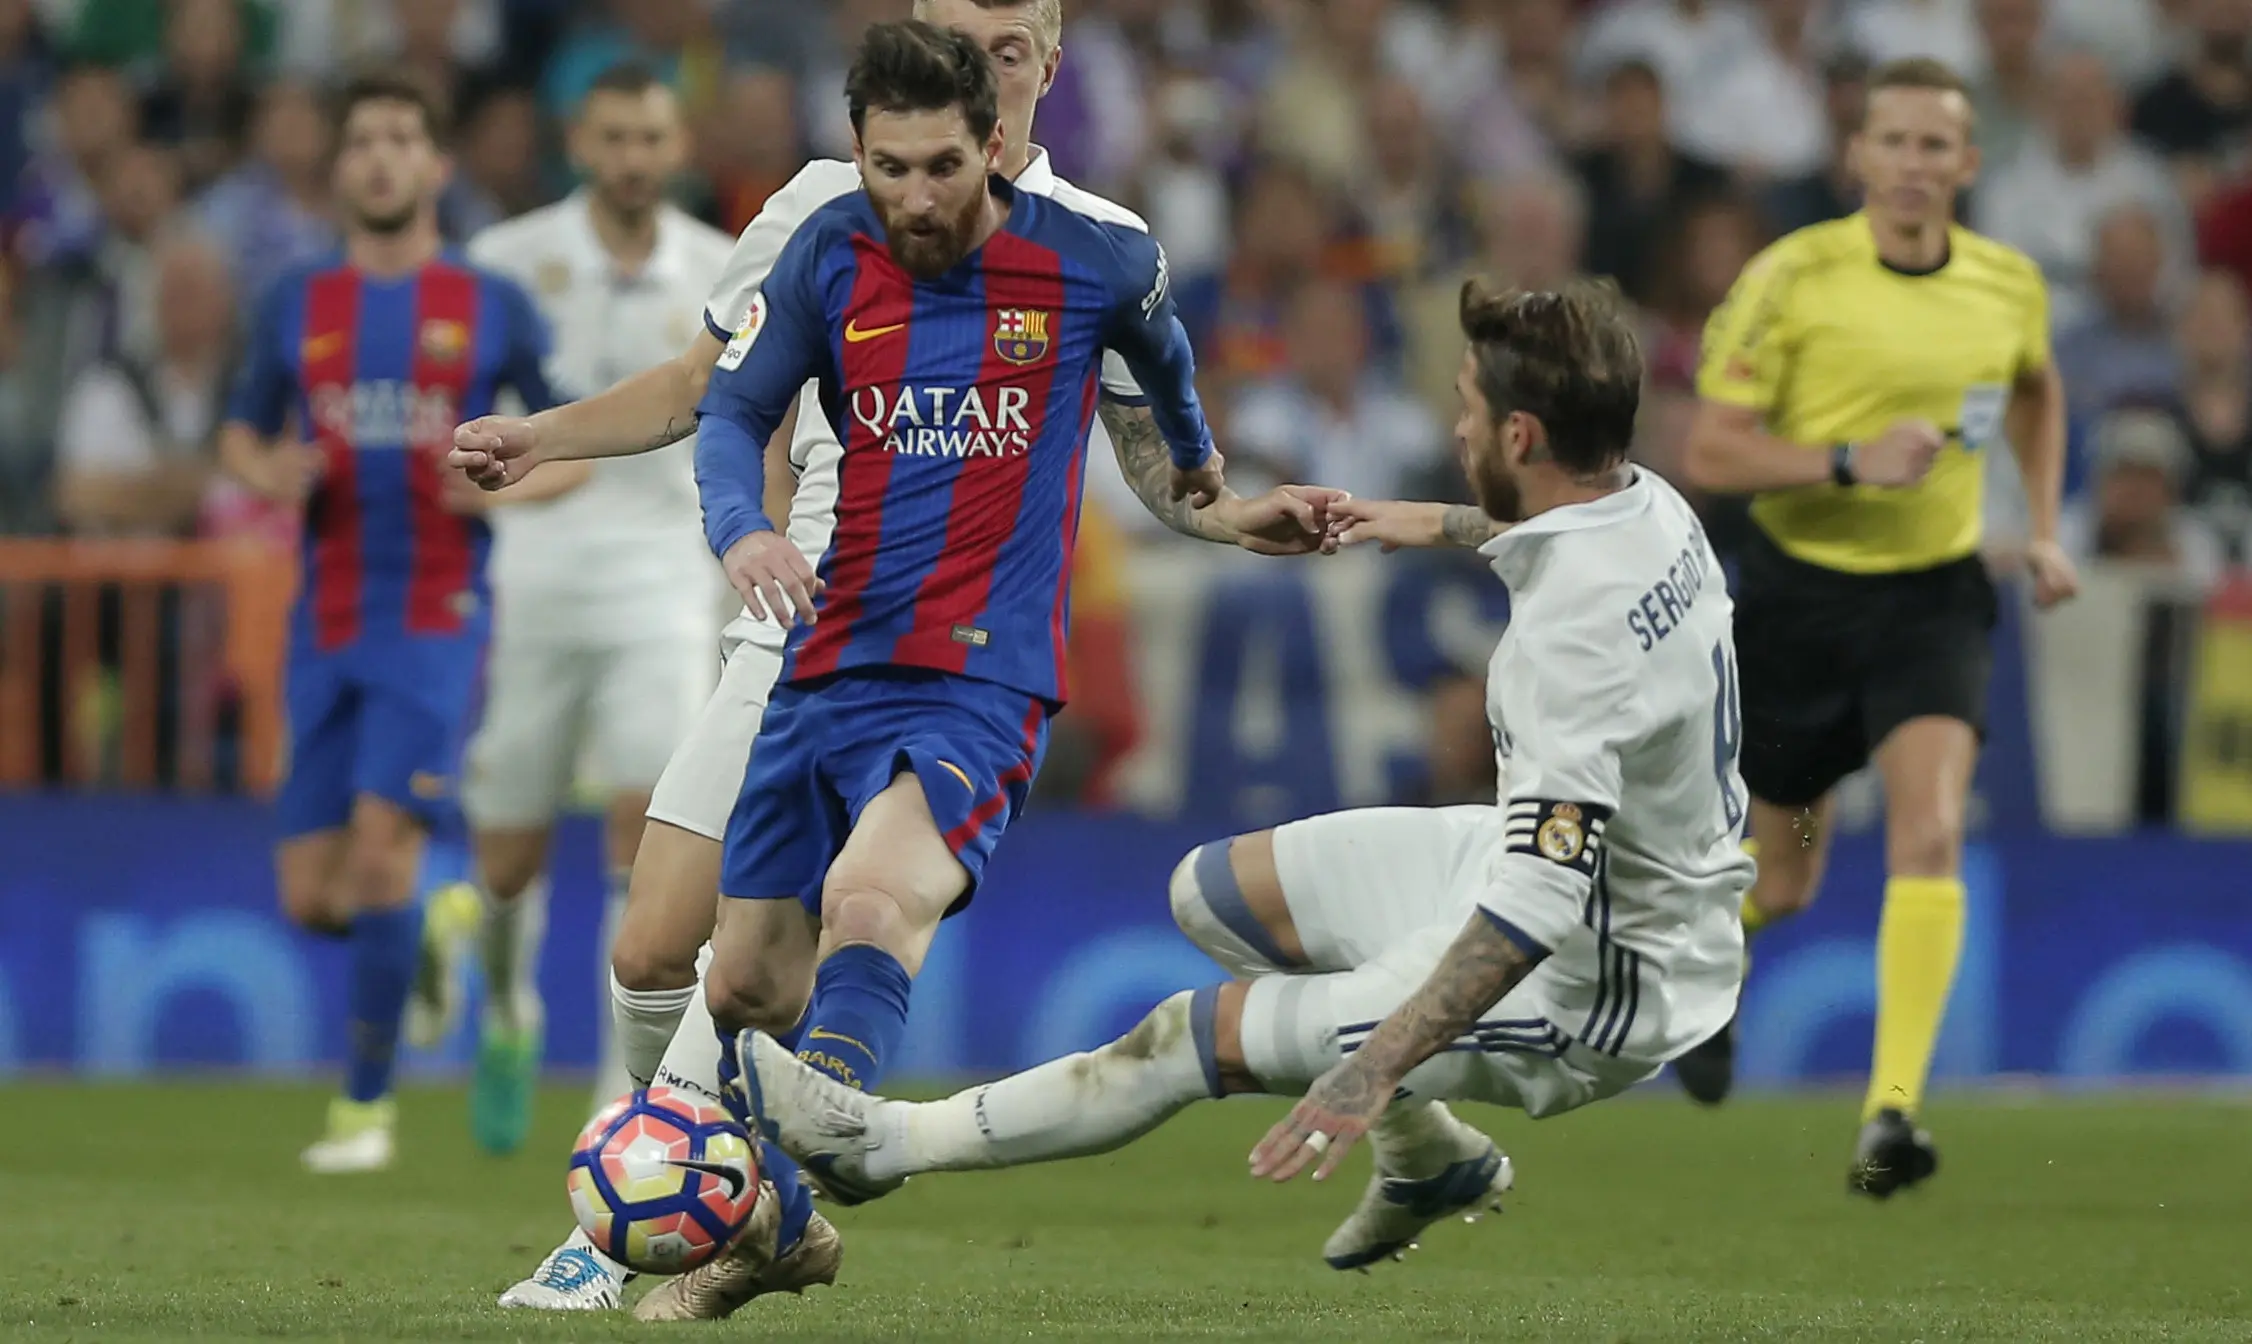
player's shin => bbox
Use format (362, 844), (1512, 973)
(880, 987), (1229, 1181)
(480, 873), (549, 1036)
(795, 942), (913, 1091)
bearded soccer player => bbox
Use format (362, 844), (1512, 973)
(452, 1), (1336, 1317)
(220, 73), (566, 1172)
(1680, 57), (2077, 1194)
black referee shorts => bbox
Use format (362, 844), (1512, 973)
(1732, 526), (1998, 809)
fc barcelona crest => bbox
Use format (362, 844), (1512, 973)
(419, 318), (470, 364)
(993, 308), (1051, 366)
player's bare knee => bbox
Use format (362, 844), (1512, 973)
(338, 817), (420, 912)
(704, 955), (807, 1037)
(277, 878), (342, 933)
(1886, 808), (1963, 879)
(821, 883), (924, 955)
(475, 835), (546, 903)
(1169, 835), (1304, 974)
(610, 918), (699, 993)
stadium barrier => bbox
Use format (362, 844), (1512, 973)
(0, 540), (292, 794)
(0, 797), (2246, 1085)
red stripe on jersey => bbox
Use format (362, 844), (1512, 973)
(404, 263), (479, 636)
(941, 700), (1047, 853)
(303, 268), (364, 651)
(1046, 369), (1102, 702)
(794, 238), (915, 681)
(889, 232), (1066, 674)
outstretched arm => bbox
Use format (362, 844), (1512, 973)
(1101, 399), (1342, 554)
(1328, 496), (1509, 552)
(1248, 915), (1541, 1182)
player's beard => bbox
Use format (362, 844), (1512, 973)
(884, 189), (987, 280)
(353, 199), (421, 237)
(1469, 449), (1524, 524)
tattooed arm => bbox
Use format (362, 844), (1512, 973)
(1100, 399), (1338, 553)
(1327, 497), (1509, 552)
(1249, 913), (1542, 1181)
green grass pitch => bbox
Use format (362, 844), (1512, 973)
(0, 1081), (2245, 1341)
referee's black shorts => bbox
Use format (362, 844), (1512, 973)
(1732, 526), (1998, 809)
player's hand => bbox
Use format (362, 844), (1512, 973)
(245, 442), (324, 505)
(2023, 537), (2080, 609)
(1216, 485), (1350, 556)
(1170, 452), (1227, 509)
(1850, 419), (1944, 487)
(438, 461), (493, 516)
(1329, 498), (1450, 552)
(1249, 1054), (1395, 1184)
(722, 530), (824, 628)
(450, 415), (541, 491)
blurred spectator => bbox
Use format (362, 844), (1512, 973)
(191, 81), (336, 309)
(1256, 0), (1392, 193)
(1428, 0), (1556, 179)
(1136, 71), (1233, 286)
(1847, 0), (1984, 75)
(387, 0), (487, 122)
(1639, 193), (1767, 487)
(1493, 0), (1591, 151)
(0, 0), (50, 209)
(445, 84), (543, 241)
(136, 0), (256, 192)
(2169, 269), (2252, 556)
(2131, 0), (2252, 209)
(11, 61), (135, 265)
(1759, 51), (1868, 234)
(1977, 49), (2183, 329)
(1227, 278), (1441, 502)
(93, 139), (180, 366)
(1037, 0), (1152, 193)
(692, 67), (800, 234)
(1403, 171), (1585, 419)
(63, 0), (274, 71)
(1576, 0), (1762, 138)
(1571, 60), (1728, 302)
(1677, 0), (1829, 179)
(543, 0), (716, 124)
(276, 0), (502, 82)
(2060, 409), (2229, 588)
(2055, 206), (2183, 438)
(1968, 0), (2047, 173)
(2051, 0), (2183, 88)
(51, 233), (231, 538)
(1360, 78), (1475, 284)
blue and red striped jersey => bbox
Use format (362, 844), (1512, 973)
(695, 179), (1213, 705)
(226, 251), (556, 655)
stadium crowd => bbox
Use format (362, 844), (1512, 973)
(1, 0), (2246, 807)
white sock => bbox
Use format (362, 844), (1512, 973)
(608, 972), (695, 1094)
(481, 874), (548, 1035)
(591, 869), (633, 1106)
(1369, 1100), (1480, 1179)
(649, 946), (726, 1106)
(871, 990), (1214, 1182)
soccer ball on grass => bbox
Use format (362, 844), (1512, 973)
(567, 1085), (760, 1273)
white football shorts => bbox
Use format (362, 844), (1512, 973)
(642, 625), (785, 842)
(1241, 805), (1656, 1119)
(464, 627), (717, 829)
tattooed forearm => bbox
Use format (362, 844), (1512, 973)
(1440, 504), (1506, 549)
(1345, 915), (1540, 1087)
(1100, 400), (1236, 543)
(643, 415), (694, 453)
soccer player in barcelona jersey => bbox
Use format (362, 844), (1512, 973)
(1680, 58), (2078, 1194)
(220, 73), (568, 1173)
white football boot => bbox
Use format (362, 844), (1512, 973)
(497, 1230), (630, 1310)
(632, 1180), (843, 1322)
(741, 1031), (908, 1205)
(300, 1096), (396, 1174)
(1322, 1104), (1513, 1270)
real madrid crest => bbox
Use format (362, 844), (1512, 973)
(419, 318), (469, 365)
(1536, 802), (1585, 863)
(534, 258), (571, 298)
(993, 308), (1051, 366)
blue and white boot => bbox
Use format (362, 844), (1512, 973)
(496, 1229), (630, 1310)
(1322, 1104), (1513, 1271)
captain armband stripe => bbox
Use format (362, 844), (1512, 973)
(1502, 798), (1611, 879)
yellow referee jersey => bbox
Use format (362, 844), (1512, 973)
(1696, 213), (2050, 574)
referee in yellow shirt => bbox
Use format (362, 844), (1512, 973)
(1681, 57), (2079, 1197)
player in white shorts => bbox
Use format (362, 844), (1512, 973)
(447, 0), (1331, 1316)
(422, 64), (738, 1157)
(740, 279), (1757, 1269)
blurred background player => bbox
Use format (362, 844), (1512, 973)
(1680, 57), (2078, 1195)
(219, 72), (563, 1173)
(423, 62), (734, 1157)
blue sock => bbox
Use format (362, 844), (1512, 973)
(344, 903), (424, 1103)
(713, 1017), (813, 1254)
(797, 945), (913, 1092)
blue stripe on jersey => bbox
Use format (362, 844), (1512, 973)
(347, 272), (419, 643)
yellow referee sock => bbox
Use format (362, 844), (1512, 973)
(1864, 875), (1966, 1122)
(1738, 839), (1768, 940)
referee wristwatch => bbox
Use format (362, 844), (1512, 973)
(1830, 441), (1858, 487)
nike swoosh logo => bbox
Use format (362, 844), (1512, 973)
(805, 1027), (872, 1054)
(666, 1157), (748, 1202)
(936, 760), (974, 792)
(844, 319), (906, 343)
